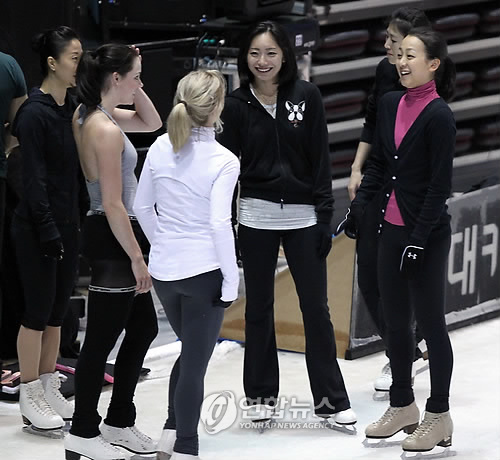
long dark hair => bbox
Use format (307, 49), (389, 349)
(237, 20), (298, 88)
(76, 43), (137, 110)
(31, 26), (79, 78)
(387, 7), (431, 36)
(407, 27), (456, 101)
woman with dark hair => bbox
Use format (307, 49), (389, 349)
(346, 6), (431, 399)
(344, 28), (456, 452)
(218, 20), (356, 427)
(11, 25), (83, 436)
(64, 43), (162, 460)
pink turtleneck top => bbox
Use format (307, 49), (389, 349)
(385, 79), (440, 226)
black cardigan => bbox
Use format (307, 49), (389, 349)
(217, 79), (333, 224)
(353, 91), (456, 247)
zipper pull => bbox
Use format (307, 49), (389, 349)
(280, 199), (284, 209)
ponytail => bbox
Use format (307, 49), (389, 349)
(76, 50), (103, 110)
(435, 55), (456, 102)
(406, 27), (457, 101)
(167, 70), (226, 153)
(75, 43), (137, 111)
(167, 102), (192, 152)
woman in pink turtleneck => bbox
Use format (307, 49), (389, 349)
(345, 28), (457, 453)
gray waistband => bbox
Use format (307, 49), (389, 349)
(88, 210), (138, 221)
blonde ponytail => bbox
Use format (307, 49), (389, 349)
(167, 102), (192, 152)
(167, 70), (226, 152)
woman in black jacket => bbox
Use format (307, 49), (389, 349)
(218, 20), (356, 427)
(347, 7), (431, 398)
(12, 26), (84, 434)
(345, 28), (456, 452)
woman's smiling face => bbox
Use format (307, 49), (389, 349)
(247, 32), (284, 85)
(397, 35), (439, 89)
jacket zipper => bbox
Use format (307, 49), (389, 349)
(248, 95), (287, 208)
(274, 121), (286, 209)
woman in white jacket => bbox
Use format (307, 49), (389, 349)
(133, 70), (240, 460)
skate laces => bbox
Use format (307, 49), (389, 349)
(31, 387), (58, 417)
(129, 426), (153, 444)
(408, 412), (439, 438)
(376, 406), (399, 425)
(49, 375), (69, 403)
(97, 435), (121, 452)
(379, 362), (392, 380)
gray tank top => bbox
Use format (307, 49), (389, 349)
(78, 105), (137, 216)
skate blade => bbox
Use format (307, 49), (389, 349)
(415, 362), (430, 376)
(401, 446), (457, 459)
(22, 424), (64, 439)
(130, 455), (159, 460)
(363, 437), (403, 448)
(252, 418), (274, 434)
(321, 420), (357, 435)
(373, 390), (390, 401)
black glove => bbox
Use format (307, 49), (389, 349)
(40, 237), (64, 260)
(335, 205), (362, 239)
(316, 222), (332, 259)
(213, 299), (233, 309)
(400, 245), (424, 279)
(232, 225), (242, 268)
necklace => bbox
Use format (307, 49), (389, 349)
(253, 86), (278, 105)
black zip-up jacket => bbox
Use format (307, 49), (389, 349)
(353, 91), (456, 248)
(12, 88), (87, 242)
(218, 79), (334, 224)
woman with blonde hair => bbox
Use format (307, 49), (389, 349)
(134, 70), (240, 460)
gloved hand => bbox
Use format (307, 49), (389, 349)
(232, 225), (242, 268)
(316, 222), (332, 259)
(335, 205), (362, 239)
(213, 299), (233, 309)
(40, 237), (64, 260)
(400, 245), (424, 279)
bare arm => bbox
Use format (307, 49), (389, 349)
(95, 122), (152, 293)
(347, 141), (372, 201)
(111, 88), (162, 133)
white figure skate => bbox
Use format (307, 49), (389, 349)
(20, 379), (64, 439)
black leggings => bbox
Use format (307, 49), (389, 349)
(357, 195), (423, 358)
(11, 215), (79, 331)
(153, 270), (225, 456)
(239, 224), (350, 415)
(70, 215), (158, 438)
(379, 222), (453, 413)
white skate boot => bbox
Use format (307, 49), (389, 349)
(64, 433), (127, 460)
(40, 371), (74, 421)
(100, 422), (157, 454)
(320, 408), (357, 435)
(373, 362), (392, 401)
(373, 362), (422, 401)
(157, 428), (176, 460)
(19, 379), (64, 438)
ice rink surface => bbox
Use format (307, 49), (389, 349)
(1, 317), (499, 460)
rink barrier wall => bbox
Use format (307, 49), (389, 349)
(220, 184), (500, 359)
